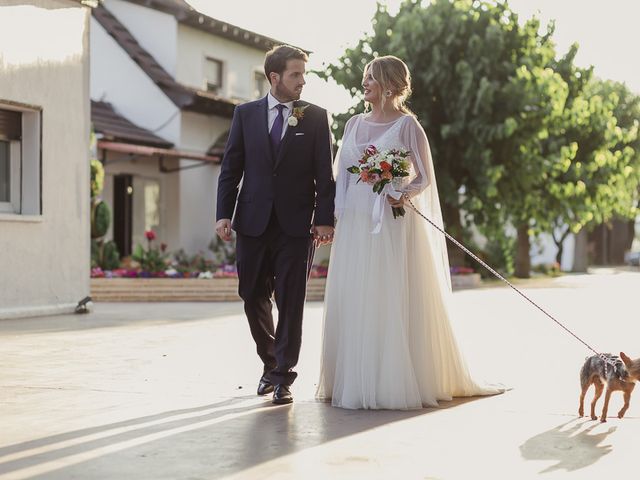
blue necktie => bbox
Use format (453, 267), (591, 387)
(270, 104), (285, 151)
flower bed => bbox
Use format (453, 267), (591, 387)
(91, 263), (328, 279)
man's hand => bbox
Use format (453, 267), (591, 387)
(387, 193), (407, 208)
(313, 225), (335, 247)
(216, 219), (233, 241)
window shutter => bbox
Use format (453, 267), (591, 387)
(0, 109), (21, 140)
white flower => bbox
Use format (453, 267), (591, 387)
(288, 116), (298, 127)
(198, 271), (214, 279)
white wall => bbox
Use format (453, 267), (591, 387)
(90, 17), (180, 144)
(176, 24), (266, 101)
(102, 0), (178, 76)
(0, 0), (90, 318)
(178, 111), (230, 254)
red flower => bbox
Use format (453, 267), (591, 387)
(160, 242), (167, 252)
(380, 161), (392, 171)
(145, 230), (156, 241)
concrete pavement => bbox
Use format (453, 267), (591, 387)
(1, 270), (639, 479)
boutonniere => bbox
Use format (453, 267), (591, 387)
(288, 105), (309, 127)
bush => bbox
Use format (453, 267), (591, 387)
(91, 238), (120, 270)
(91, 200), (111, 239)
(132, 242), (168, 273)
(209, 235), (236, 267)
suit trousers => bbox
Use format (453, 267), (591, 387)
(236, 210), (314, 385)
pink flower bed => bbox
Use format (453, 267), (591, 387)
(92, 264), (329, 279)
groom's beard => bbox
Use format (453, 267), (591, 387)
(275, 83), (303, 102)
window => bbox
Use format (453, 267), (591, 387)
(254, 71), (269, 99)
(0, 104), (41, 216)
(204, 57), (223, 93)
(0, 108), (22, 214)
(0, 141), (10, 203)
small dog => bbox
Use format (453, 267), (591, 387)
(578, 352), (640, 422)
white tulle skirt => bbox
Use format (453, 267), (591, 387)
(316, 183), (503, 410)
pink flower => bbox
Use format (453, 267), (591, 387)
(365, 145), (378, 156)
(145, 230), (156, 241)
(381, 171), (392, 180)
(368, 173), (380, 184)
(360, 171), (370, 182)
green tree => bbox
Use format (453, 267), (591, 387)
(319, 0), (640, 277)
(318, 0), (567, 275)
(544, 80), (639, 265)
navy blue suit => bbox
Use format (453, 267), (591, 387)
(216, 96), (335, 385)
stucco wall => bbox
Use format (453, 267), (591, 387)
(0, 0), (91, 318)
(90, 15), (180, 144)
(177, 112), (229, 254)
(176, 24), (266, 102)
(102, 0), (178, 77)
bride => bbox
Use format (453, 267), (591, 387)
(316, 55), (504, 410)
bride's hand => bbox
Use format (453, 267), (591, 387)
(387, 193), (406, 208)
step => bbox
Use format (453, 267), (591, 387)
(91, 278), (326, 302)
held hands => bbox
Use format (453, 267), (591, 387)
(215, 219), (233, 241)
(313, 225), (335, 247)
(387, 192), (409, 208)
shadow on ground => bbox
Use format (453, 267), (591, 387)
(0, 302), (247, 335)
(0, 396), (481, 479)
(520, 418), (616, 473)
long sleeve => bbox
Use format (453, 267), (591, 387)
(333, 115), (357, 220)
(313, 109), (336, 226)
(399, 116), (432, 198)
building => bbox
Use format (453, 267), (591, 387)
(90, 0), (292, 258)
(0, 0), (94, 319)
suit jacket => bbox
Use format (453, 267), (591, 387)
(216, 96), (335, 237)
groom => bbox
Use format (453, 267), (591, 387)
(215, 45), (335, 404)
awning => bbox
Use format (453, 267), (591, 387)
(98, 140), (221, 163)
(206, 129), (229, 157)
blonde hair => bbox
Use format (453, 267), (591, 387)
(363, 55), (413, 115)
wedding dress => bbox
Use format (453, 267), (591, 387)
(316, 113), (504, 409)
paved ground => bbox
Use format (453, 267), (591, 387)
(1, 269), (639, 479)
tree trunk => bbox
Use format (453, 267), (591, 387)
(515, 224), (531, 278)
(572, 229), (588, 272)
(552, 228), (569, 266)
(441, 202), (466, 267)
(555, 243), (564, 266)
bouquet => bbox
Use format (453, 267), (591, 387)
(347, 145), (411, 218)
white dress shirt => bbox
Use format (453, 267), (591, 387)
(267, 92), (293, 139)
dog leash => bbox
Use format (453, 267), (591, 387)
(406, 198), (617, 369)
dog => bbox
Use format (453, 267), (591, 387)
(578, 352), (640, 422)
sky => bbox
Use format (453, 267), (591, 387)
(187, 0), (640, 115)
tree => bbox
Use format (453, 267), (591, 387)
(318, 0), (567, 275)
(533, 73), (640, 266)
(319, 0), (640, 277)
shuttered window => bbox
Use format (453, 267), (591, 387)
(0, 108), (21, 140)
